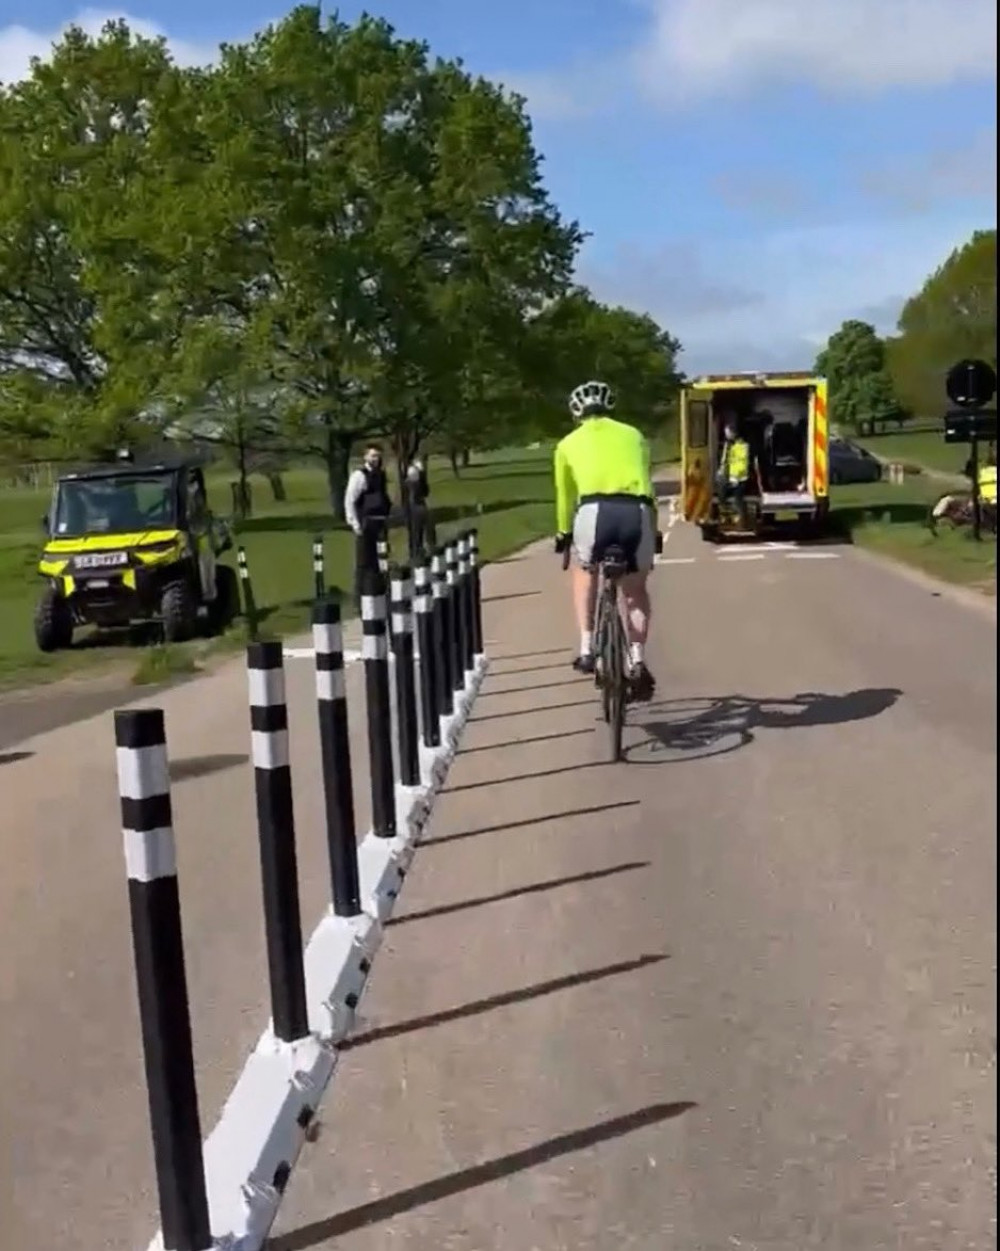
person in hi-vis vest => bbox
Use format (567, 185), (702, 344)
(716, 420), (756, 526)
(978, 443), (997, 506)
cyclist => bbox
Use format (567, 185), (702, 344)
(553, 380), (657, 701)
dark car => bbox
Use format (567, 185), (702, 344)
(829, 437), (882, 484)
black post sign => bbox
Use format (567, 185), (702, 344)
(942, 359), (997, 543)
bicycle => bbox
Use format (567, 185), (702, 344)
(561, 541), (630, 762)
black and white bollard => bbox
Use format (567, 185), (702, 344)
(247, 641), (309, 1044)
(237, 544), (259, 642)
(361, 568), (396, 839)
(445, 539), (464, 697)
(312, 534), (325, 599)
(376, 532), (389, 576)
(389, 565), (420, 789)
(469, 527), (484, 660)
(457, 530), (475, 680)
(413, 557), (440, 750)
(431, 545), (454, 722)
(312, 597), (362, 918)
(114, 708), (212, 1251)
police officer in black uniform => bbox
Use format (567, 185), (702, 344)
(344, 444), (393, 607)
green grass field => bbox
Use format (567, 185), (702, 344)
(0, 446), (560, 690)
(829, 477), (996, 591)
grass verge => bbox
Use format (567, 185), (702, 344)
(830, 479), (996, 591)
(853, 428), (968, 478)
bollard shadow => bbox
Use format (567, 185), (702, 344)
(168, 752), (249, 783)
(269, 1097), (695, 1249)
(477, 676), (586, 698)
(386, 860), (648, 927)
(487, 660), (575, 677)
(442, 758), (609, 793)
(0, 750), (34, 766)
(625, 687), (903, 765)
(457, 727), (594, 755)
(420, 799), (642, 848)
(482, 590), (542, 604)
(490, 645), (570, 660)
(339, 952), (667, 1053)
(466, 697), (594, 724)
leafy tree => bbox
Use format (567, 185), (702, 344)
(0, 21), (204, 461)
(888, 229), (996, 416)
(815, 318), (903, 434)
(525, 289), (682, 438)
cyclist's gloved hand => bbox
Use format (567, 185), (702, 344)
(554, 532), (571, 554)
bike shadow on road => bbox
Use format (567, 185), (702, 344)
(625, 687), (903, 765)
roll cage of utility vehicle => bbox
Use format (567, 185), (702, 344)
(35, 457), (237, 652)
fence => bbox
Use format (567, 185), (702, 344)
(113, 530), (486, 1251)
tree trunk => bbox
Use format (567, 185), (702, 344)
(449, 447), (461, 478)
(236, 432), (251, 519)
(461, 447), (471, 468)
(325, 431), (352, 523)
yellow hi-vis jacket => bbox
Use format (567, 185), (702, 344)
(978, 463), (997, 504)
(723, 438), (751, 484)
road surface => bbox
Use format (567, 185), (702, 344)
(270, 511), (996, 1251)
(1, 504), (995, 1250)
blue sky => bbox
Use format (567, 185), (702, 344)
(1, 0), (995, 374)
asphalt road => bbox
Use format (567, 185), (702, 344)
(270, 514), (996, 1251)
(1, 507), (995, 1251)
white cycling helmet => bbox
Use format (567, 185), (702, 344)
(568, 379), (615, 420)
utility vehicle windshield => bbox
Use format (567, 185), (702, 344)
(51, 474), (176, 537)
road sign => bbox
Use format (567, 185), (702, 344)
(943, 408), (998, 444)
(945, 359), (997, 409)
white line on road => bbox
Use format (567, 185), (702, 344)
(785, 551), (840, 560)
(717, 553), (766, 562)
(656, 556), (696, 565)
(283, 647), (364, 662)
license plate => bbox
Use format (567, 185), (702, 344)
(775, 510), (799, 522)
(88, 579), (110, 589)
(76, 551), (128, 569)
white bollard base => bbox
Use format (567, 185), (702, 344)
(303, 910), (381, 1042)
(149, 1031), (337, 1251)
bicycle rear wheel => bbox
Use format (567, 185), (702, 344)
(602, 601), (627, 761)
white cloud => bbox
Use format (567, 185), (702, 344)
(501, 0), (996, 120)
(0, 9), (216, 85)
(635, 0), (997, 103)
(576, 213), (988, 373)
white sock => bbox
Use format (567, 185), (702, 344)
(580, 630), (593, 656)
(629, 642), (644, 667)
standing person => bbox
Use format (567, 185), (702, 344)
(404, 454), (434, 557)
(344, 444), (393, 607)
(553, 379), (657, 700)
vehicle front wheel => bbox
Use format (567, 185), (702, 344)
(160, 580), (198, 643)
(35, 587), (74, 652)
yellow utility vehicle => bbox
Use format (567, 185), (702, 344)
(35, 456), (237, 651)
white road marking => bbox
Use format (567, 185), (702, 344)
(283, 646), (364, 662)
(717, 553), (766, 562)
(655, 556), (696, 565)
(785, 551), (840, 560)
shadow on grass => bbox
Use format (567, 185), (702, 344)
(829, 502), (931, 535)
